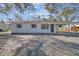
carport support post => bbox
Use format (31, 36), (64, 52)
(73, 24), (75, 35)
(54, 24), (56, 33)
(62, 24), (63, 32)
(68, 24), (71, 32)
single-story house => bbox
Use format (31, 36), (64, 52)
(11, 19), (77, 34)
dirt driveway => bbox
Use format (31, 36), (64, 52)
(0, 34), (79, 56)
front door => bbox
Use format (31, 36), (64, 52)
(51, 24), (54, 32)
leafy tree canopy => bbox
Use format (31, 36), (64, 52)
(44, 3), (79, 22)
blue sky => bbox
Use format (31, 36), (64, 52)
(22, 4), (49, 20)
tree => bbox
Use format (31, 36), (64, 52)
(45, 3), (61, 21)
(44, 3), (79, 22)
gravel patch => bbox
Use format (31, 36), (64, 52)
(17, 35), (79, 56)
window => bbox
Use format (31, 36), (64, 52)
(32, 24), (36, 28)
(17, 24), (22, 28)
(41, 24), (49, 29)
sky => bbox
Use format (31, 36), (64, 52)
(0, 3), (79, 22)
(22, 4), (49, 20)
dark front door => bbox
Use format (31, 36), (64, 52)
(51, 24), (54, 32)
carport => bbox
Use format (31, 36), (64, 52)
(56, 21), (79, 35)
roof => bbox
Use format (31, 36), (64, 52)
(11, 20), (72, 24)
(12, 19), (79, 24)
(73, 24), (79, 27)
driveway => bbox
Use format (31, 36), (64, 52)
(0, 34), (79, 56)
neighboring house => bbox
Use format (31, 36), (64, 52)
(61, 24), (79, 32)
(0, 21), (9, 32)
(11, 20), (73, 34)
(71, 24), (79, 32)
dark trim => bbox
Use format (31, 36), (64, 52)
(11, 32), (71, 35)
(11, 32), (79, 37)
